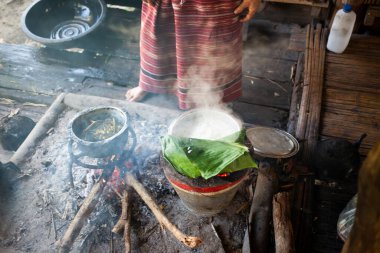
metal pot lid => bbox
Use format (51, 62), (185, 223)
(246, 126), (299, 158)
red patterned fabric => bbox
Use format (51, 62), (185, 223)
(139, 0), (243, 109)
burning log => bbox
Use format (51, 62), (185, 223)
(125, 173), (202, 249)
(242, 161), (278, 253)
(58, 170), (113, 253)
(273, 192), (295, 253)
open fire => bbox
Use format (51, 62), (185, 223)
(0, 104), (250, 253)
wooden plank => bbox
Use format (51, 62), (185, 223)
(323, 105), (380, 121)
(255, 3), (314, 26)
(321, 111), (380, 133)
(99, 56), (140, 86)
(244, 31), (299, 61)
(243, 56), (295, 82)
(240, 76), (291, 110)
(325, 64), (380, 84)
(232, 101), (289, 129)
(0, 43), (140, 91)
(325, 54), (380, 68)
(288, 27), (306, 52)
(265, 0), (329, 7)
(0, 72), (80, 96)
(323, 88), (380, 110)
(304, 25), (327, 160)
(80, 78), (179, 110)
(0, 87), (55, 105)
(324, 80), (380, 94)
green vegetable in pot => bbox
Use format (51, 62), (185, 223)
(160, 131), (257, 179)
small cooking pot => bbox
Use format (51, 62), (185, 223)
(68, 106), (130, 158)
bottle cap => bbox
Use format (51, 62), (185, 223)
(343, 4), (352, 12)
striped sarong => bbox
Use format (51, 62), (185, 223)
(139, 0), (243, 109)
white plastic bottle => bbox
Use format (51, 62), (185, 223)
(326, 3), (356, 54)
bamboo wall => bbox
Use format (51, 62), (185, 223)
(321, 36), (380, 155)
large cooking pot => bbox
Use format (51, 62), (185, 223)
(68, 106), (130, 158)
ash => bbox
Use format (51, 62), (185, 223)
(0, 108), (250, 253)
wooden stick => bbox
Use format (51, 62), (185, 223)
(59, 171), (112, 253)
(10, 93), (66, 166)
(124, 199), (132, 253)
(341, 141), (380, 253)
(126, 173), (202, 249)
(273, 192), (295, 253)
(112, 188), (131, 234)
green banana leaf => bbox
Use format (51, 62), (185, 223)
(160, 131), (257, 180)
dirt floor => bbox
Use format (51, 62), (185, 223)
(0, 0), (38, 45)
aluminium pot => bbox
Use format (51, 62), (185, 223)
(246, 126), (299, 174)
(68, 106), (130, 158)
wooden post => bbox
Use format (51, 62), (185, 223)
(273, 192), (295, 253)
(242, 161), (279, 253)
(341, 141), (380, 253)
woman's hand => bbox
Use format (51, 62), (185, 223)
(234, 0), (261, 22)
(143, 0), (154, 6)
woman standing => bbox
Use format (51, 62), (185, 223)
(126, 0), (260, 109)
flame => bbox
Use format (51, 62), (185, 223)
(217, 173), (229, 177)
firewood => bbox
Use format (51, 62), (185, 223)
(273, 192), (295, 253)
(124, 199), (132, 253)
(110, 186), (132, 253)
(126, 173), (202, 249)
(112, 187), (131, 234)
(341, 141), (380, 253)
(58, 170), (112, 253)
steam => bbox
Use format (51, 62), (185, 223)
(181, 36), (242, 112)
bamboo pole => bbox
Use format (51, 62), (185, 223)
(295, 25), (312, 141)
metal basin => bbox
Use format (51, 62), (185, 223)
(21, 0), (106, 48)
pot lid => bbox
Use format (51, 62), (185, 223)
(246, 126), (299, 158)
